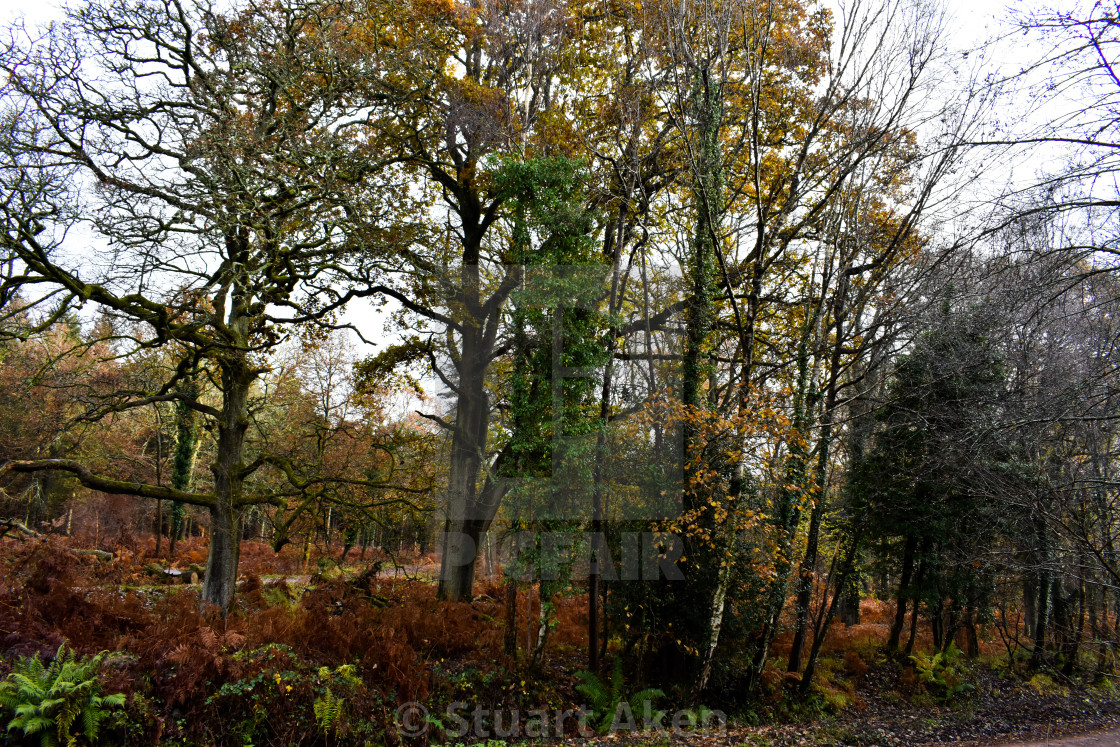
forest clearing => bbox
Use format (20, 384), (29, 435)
(0, 0), (1119, 743)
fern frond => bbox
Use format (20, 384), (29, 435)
(629, 687), (664, 708)
(608, 658), (624, 705)
(101, 693), (126, 709)
(574, 670), (609, 711)
(0, 643), (124, 747)
(313, 687), (345, 735)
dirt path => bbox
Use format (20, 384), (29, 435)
(1004, 730), (1120, 746)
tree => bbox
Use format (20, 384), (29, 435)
(977, 4), (1120, 669)
(981, 227), (1120, 672)
(0, 309), (112, 526)
(260, 332), (438, 560)
(341, 0), (610, 601)
(621, 0), (984, 693)
(859, 302), (1012, 660)
(0, 0), (408, 612)
(168, 372), (202, 557)
(993, 0), (1120, 252)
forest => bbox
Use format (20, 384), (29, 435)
(0, 0), (1118, 744)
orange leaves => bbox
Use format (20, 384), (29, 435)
(412, 0), (457, 21)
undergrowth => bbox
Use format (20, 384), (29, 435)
(0, 540), (1111, 745)
(0, 539), (543, 745)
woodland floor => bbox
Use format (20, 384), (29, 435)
(1, 534), (1119, 746)
(562, 661), (1120, 746)
(1003, 730), (1120, 746)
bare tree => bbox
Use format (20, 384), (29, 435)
(0, 0), (410, 612)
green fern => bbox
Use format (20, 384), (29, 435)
(574, 658), (621, 732)
(909, 643), (975, 702)
(628, 686), (666, 726)
(575, 660), (664, 733)
(0, 643), (126, 747)
(312, 664), (360, 737)
(313, 688), (344, 736)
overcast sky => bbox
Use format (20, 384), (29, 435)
(0, 0), (1019, 44)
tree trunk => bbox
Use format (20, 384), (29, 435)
(1062, 576), (1085, 676)
(155, 499), (163, 556)
(438, 328), (489, 601)
(838, 581), (861, 627)
(931, 596), (945, 652)
(530, 582), (555, 669)
(1023, 575), (1037, 639)
(799, 529), (862, 694)
(1088, 582), (1111, 677)
(961, 606), (980, 658)
(203, 498), (242, 614)
(904, 591), (921, 657)
(789, 274), (849, 673)
(169, 376), (200, 558)
(787, 476), (827, 671)
(904, 550), (928, 658)
(201, 359), (252, 614)
(589, 321), (618, 673)
(696, 555), (733, 694)
(889, 536), (918, 652)
(1032, 546), (1052, 666)
(752, 325), (813, 684)
(439, 518), (484, 602)
(588, 523), (601, 672)
(505, 577), (518, 657)
(684, 61), (733, 694)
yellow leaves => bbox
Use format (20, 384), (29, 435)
(532, 109), (582, 159)
(412, 0), (456, 20)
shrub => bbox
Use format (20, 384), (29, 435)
(1029, 672), (1066, 695)
(909, 643), (975, 702)
(575, 659), (664, 734)
(0, 643), (126, 747)
(844, 651), (869, 683)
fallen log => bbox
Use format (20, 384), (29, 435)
(142, 563), (200, 584)
(70, 548), (113, 561)
(0, 518), (41, 540)
(0, 518), (113, 561)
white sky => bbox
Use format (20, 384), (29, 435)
(0, 0), (56, 30)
